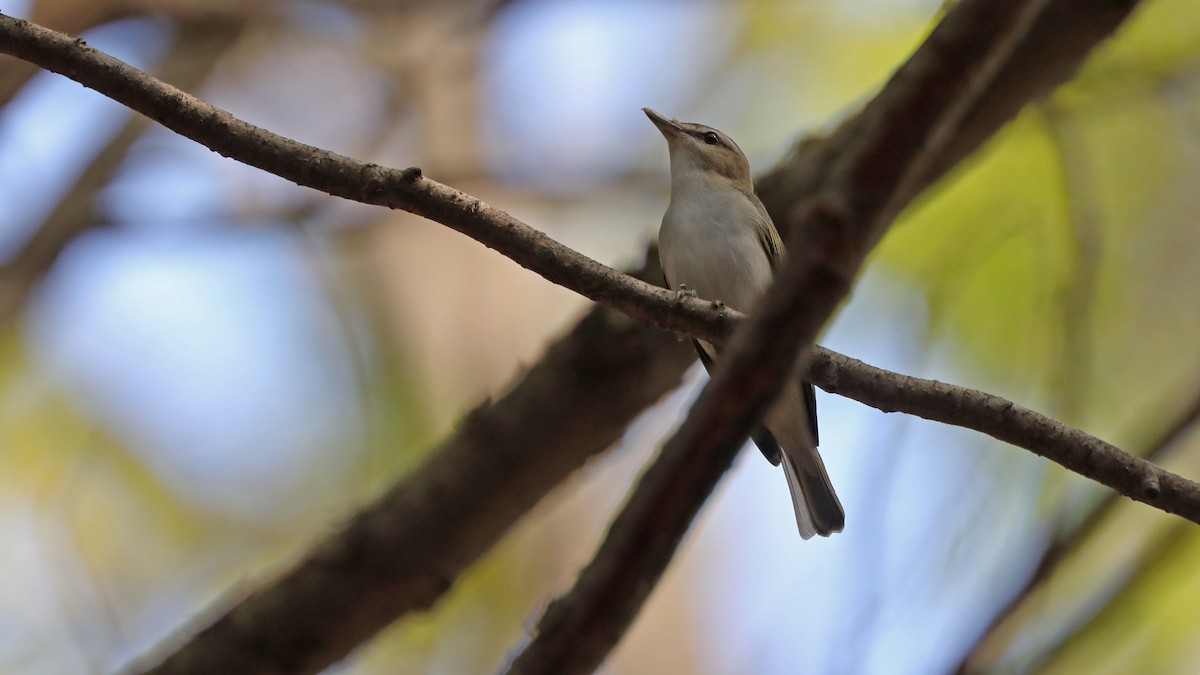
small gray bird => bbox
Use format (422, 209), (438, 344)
(644, 108), (844, 539)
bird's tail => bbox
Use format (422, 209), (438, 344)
(780, 446), (845, 539)
(762, 378), (844, 538)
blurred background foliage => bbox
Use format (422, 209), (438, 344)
(1, 0), (1199, 673)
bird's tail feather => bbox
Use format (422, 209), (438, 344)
(781, 447), (845, 539)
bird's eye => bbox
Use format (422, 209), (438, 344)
(702, 131), (720, 145)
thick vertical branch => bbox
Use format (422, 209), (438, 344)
(757, 0), (1143, 233)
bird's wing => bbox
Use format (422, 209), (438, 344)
(745, 190), (819, 445)
(745, 190), (786, 271)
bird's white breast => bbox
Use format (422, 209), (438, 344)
(658, 181), (774, 313)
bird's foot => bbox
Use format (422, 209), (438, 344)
(674, 284), (698, 302)
(672, 285), (702, 341)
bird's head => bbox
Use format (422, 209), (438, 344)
(643, 108), (753, 190)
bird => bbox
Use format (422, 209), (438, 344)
(644, 107), (844, 539)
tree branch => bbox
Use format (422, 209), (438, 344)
(0, 10), (733, 344)
(808, 348), (1200, 520)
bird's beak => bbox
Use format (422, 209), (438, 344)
(643, 108), (682, 139)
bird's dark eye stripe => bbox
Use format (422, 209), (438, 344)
(702, 131), (720, 145)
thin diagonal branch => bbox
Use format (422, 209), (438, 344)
(0, 11), (732, 343)
(0, 3), (1144, 360)
(808, 348), (1200, 519)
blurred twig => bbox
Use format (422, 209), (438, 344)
(1044, 103), (1105, 421)
(0, 0), (282, 106)
(956, 383), (1200, 673)
(0, 0), (123, 106)
(0, 18), (243, 322)
(1031, 517), (1193, 671)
